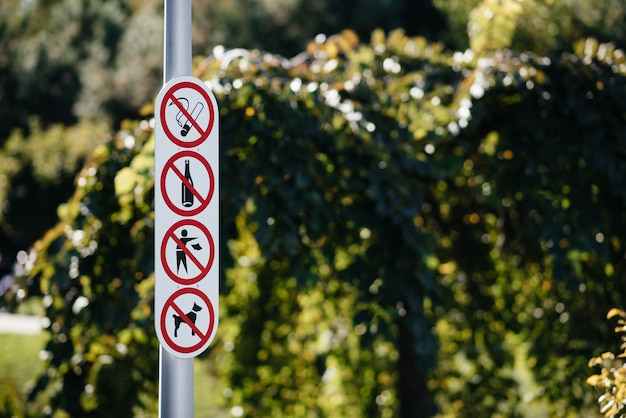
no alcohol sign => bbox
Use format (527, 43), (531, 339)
(154, 76), (219, 358)
(161, 150), (215, 216)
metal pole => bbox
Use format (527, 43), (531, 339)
(159, 349), (194, 417)
(164, 0), (192, 81)
(159, 1), (194, 417)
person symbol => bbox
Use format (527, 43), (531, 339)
(176, 229), (203, 274)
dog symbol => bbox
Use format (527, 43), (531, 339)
(173, 302), (203, 338)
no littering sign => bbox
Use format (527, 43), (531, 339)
(160, 219), (215, 285)
(154, 76), (219, 358)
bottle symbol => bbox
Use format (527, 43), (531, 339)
(182, 160), (194, 207)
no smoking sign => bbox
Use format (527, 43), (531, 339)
(154, 76), (219, 358)
(160, 80), (216, 148)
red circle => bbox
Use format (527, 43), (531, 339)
(160, 287), (215, 355)
(161, 219), (215, 285)
(161, 150), (215, 216)
(160, 81), (215, 148)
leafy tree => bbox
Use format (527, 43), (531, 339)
(191, 0), (448, 57)
(0, 0), (32, 141)
(6, 25), (626, 418)
(0, 0), (448, 277)
(5, 1), (626, 417)
(0, 0), (154, 276)
(588, 309), (626, 418)
(430, 34), (626, 416)
(1, 0), (448, 142)
(6, 0), (129, 132)
(16, 120), (158, 417)
(434, 0), (626, 52)
(0, 119), (108, 286)
(4, 0), (626, 280)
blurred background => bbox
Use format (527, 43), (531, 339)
(1, 0), (626, 417)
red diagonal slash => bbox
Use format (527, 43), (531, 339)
(160, 219), (214, 285)
(170, 163), (208, 206)
(170, 232), (205, 273)
(170, 300), (206, 339)
(170, 96), (206, 139)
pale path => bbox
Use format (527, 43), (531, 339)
(0, 313), (41, 334)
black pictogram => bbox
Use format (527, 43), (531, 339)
(160, 81), (215, 148)
(161, 219), (215, 285)
(173, 302), (203, 338)
(170, 97), (204, 137)
(181, 159), (194, 207)
(176, 229), (203, 275)
(161, 151), (214, 217)
(160, 287), (216, 356)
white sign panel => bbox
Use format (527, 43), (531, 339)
(154, 76), (219, 358)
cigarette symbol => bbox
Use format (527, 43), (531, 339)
(170, 97), (204, 137)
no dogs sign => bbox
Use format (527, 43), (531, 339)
(154, 76), (219, 358)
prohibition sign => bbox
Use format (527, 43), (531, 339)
(161, 150), (215, 216)
(160, 80), (216, 148)
(161, 219), (215, 285)
(160, 287), (216, 356)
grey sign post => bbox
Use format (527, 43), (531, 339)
(159, 1), (194, 417)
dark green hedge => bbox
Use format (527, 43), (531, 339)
(5, 31), (626, 417)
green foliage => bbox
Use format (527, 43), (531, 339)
(3, 2), (626, 417)
(0, 119), (108, 266)
(430, 37), (626, 417)
(0, 377), (25, 418)
(0, 0), (154, 140)
(13, 120), (157, 417)
(4, 0), (626, 281)
(588, 309), (626, 418)
(0, 0), (31, 140)
(434, 0), (626, 52)
(0, 332), (46, 418)
(5, 28), (626, 418)
(191, 0), (447, 58)
(200, 31), (447, 416)
(0, 0), (448, 271)
(467, 0), (522, 54)
(0, 0), (447, 143)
